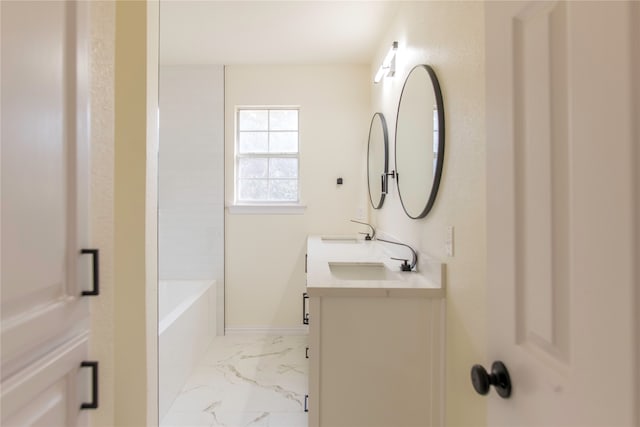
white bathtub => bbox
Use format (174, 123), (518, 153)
(159, 280), (216, 420)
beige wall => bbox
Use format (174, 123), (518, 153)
(89, 1), (115, 426)
(370, 3), (486, 426)
(113, 1), (158, 425)
(224, 65), (370, 330)
(633, 3), (640, 423)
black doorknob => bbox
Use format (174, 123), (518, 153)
(471, 361), (512, 398)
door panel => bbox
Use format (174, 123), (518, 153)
(1, 0), (89, 374)
(512, 0), (570, 364)
(1, 0), (70, 309)
(1, 335), (89, 427)
(1, 1), (92, 425)
(486, 1), (637, 425)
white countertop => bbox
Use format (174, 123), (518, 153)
(306, 235), (445, 298)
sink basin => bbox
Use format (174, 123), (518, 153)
(328, 262), (398, 281)
(321, 236), (359, 243)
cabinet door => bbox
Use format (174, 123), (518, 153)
(316, 297), (443, 427)
(1, 1), (92, 425)
(308, 297), (320, 427)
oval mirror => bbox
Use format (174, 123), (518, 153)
(395, 64), (445, 219)
(367, 112), (389, 209)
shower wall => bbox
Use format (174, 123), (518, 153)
(159, 65), (224, 334)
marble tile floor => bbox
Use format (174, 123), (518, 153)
(161, 334), (309, 427)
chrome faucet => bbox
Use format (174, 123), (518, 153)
(376, 238), (417, 271)
(350, 219), (376, 240)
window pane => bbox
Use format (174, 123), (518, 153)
(269, 158), (298, 179)
(239, 110), (268, 131)
(239, 132), (268, 153)
(270, 132), (298, 153)
(269, 110), (298, 131)
(238, 179), (268, 201)
(239, 158), (268, 178)
(236, 108), (300, 203)
(269, 179), (298, 201)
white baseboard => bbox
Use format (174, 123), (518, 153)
(224, 326), (308, 336)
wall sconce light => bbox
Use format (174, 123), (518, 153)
(374, 41), (398, 84)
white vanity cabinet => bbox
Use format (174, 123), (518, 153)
(306, 236), (446, 427)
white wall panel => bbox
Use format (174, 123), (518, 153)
(159, 65), (224, 288)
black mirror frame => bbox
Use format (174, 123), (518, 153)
(395, 64), (445, 219)
(367, 112), (389, 210)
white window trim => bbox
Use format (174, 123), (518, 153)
(233, 106), (302, 207)
(226, 203), (307, 215)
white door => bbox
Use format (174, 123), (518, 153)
(1, 1), (94, 425)
(486, 1), (638, 425)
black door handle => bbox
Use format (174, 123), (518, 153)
(81, 249), (99, 296)
(80, 361), (99, 409)
(471, 361), (511, 398)
(302, 292), (309, 325)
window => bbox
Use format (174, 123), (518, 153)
(235, 107), (299, 204)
